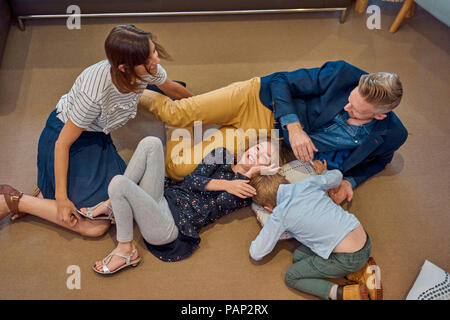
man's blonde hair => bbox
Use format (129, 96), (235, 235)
(249, 173), (290, 209)
(358, 72), (403, 113)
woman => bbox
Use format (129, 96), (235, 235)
(83, 136), (280, 274)
(0, 25), (192, 236)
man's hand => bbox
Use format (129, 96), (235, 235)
(56, 198), (81, 227)
(287, 122), (318, 163)
(312, 160), (327, 175)
(224, 180), (257, 199)
(328, 179), (353, 204)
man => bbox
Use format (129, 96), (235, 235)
(140, 60), (408, 204)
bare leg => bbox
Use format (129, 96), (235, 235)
(10, 189), (44, 221)
(1, 194), (110, 237)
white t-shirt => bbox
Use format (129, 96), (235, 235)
(56, 59), (167, 134)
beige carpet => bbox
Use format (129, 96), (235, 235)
(0, 2), (449, 300)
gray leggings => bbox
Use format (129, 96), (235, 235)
(108, 136), (178, 245)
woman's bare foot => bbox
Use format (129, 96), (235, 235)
(80, 200), (112, 218)
(93, 242), (140, 273)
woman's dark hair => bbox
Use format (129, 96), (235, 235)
(105, 25), (172, 93)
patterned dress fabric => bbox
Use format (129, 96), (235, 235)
(144, 148), (252, 262)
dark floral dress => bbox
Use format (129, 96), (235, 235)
(144, 148), (252, 262)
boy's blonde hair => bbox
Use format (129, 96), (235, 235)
(358, 72), (403, 113)
(249, 173), (290, 209)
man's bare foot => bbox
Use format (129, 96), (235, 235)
(94, 243), (139, 273)
(80, 200), (112, 218)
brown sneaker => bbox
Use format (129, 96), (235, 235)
(346, 257), (383, 300)
(337, 283), (369, 300)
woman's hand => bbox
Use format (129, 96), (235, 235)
(56, 198), (80, 227)
(224, 180), (257, 199)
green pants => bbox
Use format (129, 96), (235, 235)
(285, 235), (372, 300)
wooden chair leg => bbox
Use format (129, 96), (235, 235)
(389, 0), (414, 33)
(406, 2), (415, 18)
(355, 0), (369, 14)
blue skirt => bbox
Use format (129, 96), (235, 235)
(37, 109), (127, 209)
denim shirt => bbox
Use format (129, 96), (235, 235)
(280, 112), (376, 187)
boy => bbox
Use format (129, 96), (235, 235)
(249, 162), (382, 300)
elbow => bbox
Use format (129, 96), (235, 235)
(250, 253), (262, 262)
(249, 246), (263, 261)
(54, 138), (69, 153)
(328, 169), (343, 180)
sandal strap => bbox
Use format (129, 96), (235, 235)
(111, 248), (137, 264)
(86, 201), (103, 218)
(101, 262), (111, 274)
(31, 187), (41, 197)
(102, 202), (114, 218)
(101, 253), (114, 274)
(0, 185), (23, 215)
(87, 202), (113, 219)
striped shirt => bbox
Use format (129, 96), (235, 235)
(56, 60), (167, 134)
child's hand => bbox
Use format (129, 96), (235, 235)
(245, 163), (282, 178)
(312, 159), (327, 175)
(328, 179), (353, 204)
(224, 180), (257, 199)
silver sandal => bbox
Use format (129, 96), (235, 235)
(93, 248), (141, 275)
(77, 201), (115, 222)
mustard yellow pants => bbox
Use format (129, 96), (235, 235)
(139, 78), (275, 180)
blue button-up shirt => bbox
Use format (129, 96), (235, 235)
(280, 112), (376, 188)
